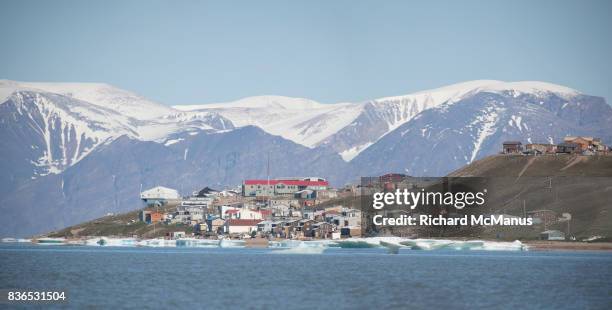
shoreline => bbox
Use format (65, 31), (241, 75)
(524, 241), (612, 251)
(12, 237), (612, 252)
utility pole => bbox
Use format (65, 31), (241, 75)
(267, 151), (271, 208)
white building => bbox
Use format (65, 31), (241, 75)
(224, 208), (263, 220)
(173, 206), (205, 224)
(220, 205), (241, 219)
(328, 208), (361, 228)
(303, 209), (325, 220)
(140, 186), (180, 200)
(257, 220), (283, 233)
(271, 204), (291, 217)
(225, 219), (262, 234)
(540, 230), (566, 241)
(181, 196), (213, 207)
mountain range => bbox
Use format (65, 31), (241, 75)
(1, 79), (611, 237)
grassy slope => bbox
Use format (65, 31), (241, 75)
(448, 154), (612, 177)
(46, 202), (192, 239)
(448, 154), (612, 239)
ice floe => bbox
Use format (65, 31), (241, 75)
(5, 236), (528, 252)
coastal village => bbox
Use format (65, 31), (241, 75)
(126, 136), (609, 243)
(11, 135), (608, 248)
(138, 176), (363, 241)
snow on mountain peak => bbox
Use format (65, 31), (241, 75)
(169, 80), (584, 159)
(174, 95), (331, 111)
(173, 95), (360, 148)
(1, 80), (174, 120)
(451, 80), (580, 98)
(373, 79), (580, 128)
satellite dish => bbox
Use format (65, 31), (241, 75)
(562, 213), (572, 220)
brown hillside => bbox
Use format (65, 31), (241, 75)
(449, 154), (612, 240)
(449, 154), (612, 177)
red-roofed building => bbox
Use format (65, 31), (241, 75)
(225, 219), (263, 234)
(242, 177), (328, 197)
(259, 209), (272, 218)
(379, 173), (406, 183)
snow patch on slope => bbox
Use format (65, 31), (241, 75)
(339, 142), (374, 161)
(10, 91), (130, 176)
(469, 105), (501, 163)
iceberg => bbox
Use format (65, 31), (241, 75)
(334, 240), (380, 248)
(85, 237), (138, 247)
(176, 238), (219, 247)
(219, 239), (246, 248)
(21, 235), (527, 252)
(268, 240), (331, 249)
(35, 237), (66, 245)
(271, 242), (326, 255)
(372, 237), (528, 252)
(138, 238), (177, 247)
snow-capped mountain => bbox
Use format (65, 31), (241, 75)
(1, 78), (610, 237)
(351, 88), (612, 176)
(0, 80), (174, 120)
(0, 80), (234, 194)
(174, 80), (585, 161)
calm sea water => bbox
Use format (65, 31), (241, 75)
(1, 244), (611, 309)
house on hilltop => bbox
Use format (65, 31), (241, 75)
(557, 142), (579, 154)
(502, 141), (523, 154)
(563, 136), (608, 153)
(526, 143), (557, 154)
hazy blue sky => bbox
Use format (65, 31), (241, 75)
(1, 0), (611, 105)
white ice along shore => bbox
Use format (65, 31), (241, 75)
(0, 79), (583, 178)
(6, 237), (528, 252)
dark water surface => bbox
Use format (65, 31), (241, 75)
(1, 244), (611, 309)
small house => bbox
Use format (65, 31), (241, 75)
(257, 220), (283, 233)
(224, 208), (264, 220)
(207, 217), (225, 234)
(502, 141), (523, 154)
(340, 226), (362, 238)
(556, 142), (578, 154)
(294, 189), (316, 199)
(271, 204), (291, 217)
(168, 231), (186, 239)
(563, 136), (591, 151)
(309, 222), (334, 239)
(540, 230), (565, 241)
(296, 219), (315, 234)
(224, 219), (262, 234)
(139, 210), (164, 224)
(282, 219), (300, 237)
(526, 143), (557, 154)
(303, 209), (325, 221)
